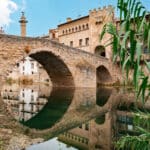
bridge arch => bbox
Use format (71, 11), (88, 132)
(0, 34), (122, 88)
(29, 50), (75, 87)
(96, 65), (112, 85)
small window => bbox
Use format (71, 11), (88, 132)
(16, 63), (19, 67)
(86, 23), (89, 29)
(75, 27), (78, 31)
(62, 30), (65, 34)
(72, 28), (74, 32)
(70, 41), (73, 47)
(85, 38), (89, 46)
(82, 24), (85, 30)
(31, 63), (34, 69)
(79, 26), (81, 31)
(22, 93), (24, 97)
(79, 39), (82, 46)
(23, 66), (25, 71)
(52, 33), (55, 38)
(85, 123), (89, 130)
(66, 30), (68, 34)
(31, 95), (34, 101)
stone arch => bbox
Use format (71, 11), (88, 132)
(29, 51), (74, 87)
(96, 65), (112, 85)
(95, 45), (106, 57)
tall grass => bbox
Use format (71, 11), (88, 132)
(100, 0), (150, 149)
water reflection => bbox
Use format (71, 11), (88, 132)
(1, 84), (51, 122)
(22, 88), (74, 129)
(1, 84), (149, 150)
(96, 87), (112, 107)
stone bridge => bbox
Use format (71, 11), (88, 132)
(0, 34), (121, 87)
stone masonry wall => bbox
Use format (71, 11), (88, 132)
(0, 34), (122, 87)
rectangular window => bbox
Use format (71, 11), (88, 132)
(85, 38), (89, 46)
(79, 39), (82, 46)
(70, 41), (73, 47)
(22, 92), (24, 97)
(85, 123), (89, 130)
(31, 95), (34, 101)
(31, 63), (34, 69)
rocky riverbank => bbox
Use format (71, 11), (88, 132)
(0, 128), (44, 150)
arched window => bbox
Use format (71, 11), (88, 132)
(86, 23), (89, 29)
(82, 24), (85, 30)
(95, 45), (106, 57)
(72, 28), (74, 32)
(52, 33), (55, 38)
(75, 27), (78, 31)
(79, 25), (81, 31)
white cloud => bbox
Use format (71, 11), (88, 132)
(21, 0), (26, 11)
(0, 0), (18, 27)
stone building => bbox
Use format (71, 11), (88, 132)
(48, 6), (150, 61)
(49, 6), (115, 59)
(8, 56), (51, 84)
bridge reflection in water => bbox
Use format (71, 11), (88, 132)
(1, 84), (149, 150)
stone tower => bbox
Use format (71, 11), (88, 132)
(19, 12), (28, 37)
(89, 5), (114, 59)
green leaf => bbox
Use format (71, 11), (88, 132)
(145, 60), (150, 72)
(137, 76), (148, 102)
(121, 31), (130, 49)
(136, 42), (142, 65)
(148, 29), (150, 50)
(130, 30), (136, 64)
(100, 24), (106, 42)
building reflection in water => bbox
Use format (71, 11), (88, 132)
(57, 112), (112, 150)
(1, 84), (149, 150)
(1, 84), (52, 122)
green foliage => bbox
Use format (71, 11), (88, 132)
(100, 0), (150, 149)
(0, 140), (4, 150)
(133, 111), (150, 129)
(100, 0), (150, 102)
(116, 134), (150, 150)
(116, 111), (150, 150)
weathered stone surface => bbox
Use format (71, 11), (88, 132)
(0, 34), (122, 87)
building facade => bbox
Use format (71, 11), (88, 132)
(8, 56), (51, 84)
(49, 6), (115, 59)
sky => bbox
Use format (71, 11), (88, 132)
(0, 0), (150, 37)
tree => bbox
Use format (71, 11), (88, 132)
(100, 0), (150, 149)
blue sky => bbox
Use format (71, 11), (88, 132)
(1, 0), (150, 37)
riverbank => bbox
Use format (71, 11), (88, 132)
(0, 128), (44, 150)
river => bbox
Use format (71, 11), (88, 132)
(0, 83), (149, 150)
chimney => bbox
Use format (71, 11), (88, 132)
(66, 17), (72, 22)
(19, 12), (28, 37)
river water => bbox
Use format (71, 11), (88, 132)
(1, 83), (149, 150)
